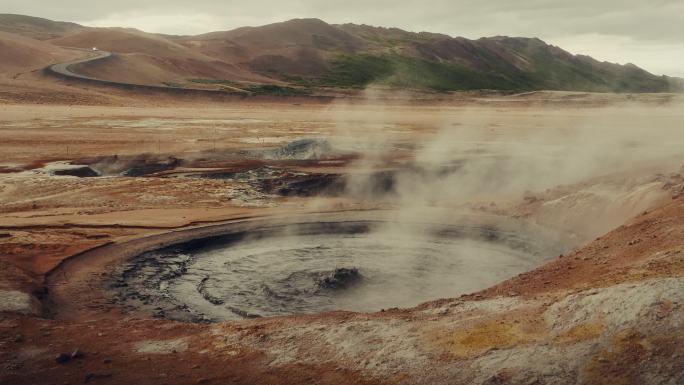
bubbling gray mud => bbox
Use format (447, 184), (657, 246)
(109, 221), (552, 322)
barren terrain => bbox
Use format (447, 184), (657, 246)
(0, 90), (683, 384)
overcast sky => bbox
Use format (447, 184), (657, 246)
(4, 0), (683, 76)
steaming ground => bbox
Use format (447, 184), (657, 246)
(2, 96), (684, 384)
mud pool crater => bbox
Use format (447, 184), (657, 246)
(109, 218), (558, 322)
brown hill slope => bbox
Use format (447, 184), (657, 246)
(49, 28), (276, 86)
(49, 28), (198, 58)
(68, 52), (272, 86)
(0, 31), (74, 77)
(0, 14), (84, 40)
(182, 18), (368, 76)
(193, 18), (366, 53)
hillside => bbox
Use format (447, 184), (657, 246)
(50, 27), (279, 86)
(0, 14), (83, 40)
(50, 28), (200, 58)
(0, 31), (74, 77)
(0, 14), (680, 93)
(182, 19), (682, 93)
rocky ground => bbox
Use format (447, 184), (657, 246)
(1, 96), (683, 384)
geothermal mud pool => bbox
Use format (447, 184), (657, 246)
(109, 218), (561, 322)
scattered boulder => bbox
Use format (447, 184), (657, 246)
(55, 352), (71, 364)
(84, 372), (111, 383)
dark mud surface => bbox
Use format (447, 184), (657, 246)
(107, 220), (557, 322)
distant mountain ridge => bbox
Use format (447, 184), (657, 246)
(1, 14), (681, 93)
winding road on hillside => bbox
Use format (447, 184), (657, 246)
(45, 48), (250, 94)
(47, 48), (113, 81)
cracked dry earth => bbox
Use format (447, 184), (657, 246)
(1, 101), (683, 385)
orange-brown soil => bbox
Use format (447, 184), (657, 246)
(1, 98), (683, 384)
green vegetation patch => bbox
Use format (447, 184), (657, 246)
(189, 78), (240, 86)
(244, 84), (312, 95)
(495, 39), (672, 93)
(293, 54), (526, 91)
(191, 47), (676, 93)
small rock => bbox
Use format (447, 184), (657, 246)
(71, 349), (84, 359)
(14, 334), (23, 343)
(103, 357), (112, 364)
(85, 372), (111, 383)
(197, 378), (210, 384)
(56, 353), (71, 364)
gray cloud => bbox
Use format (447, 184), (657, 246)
(3, 0), (684, 76)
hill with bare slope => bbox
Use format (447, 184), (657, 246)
(49, 27), (278, 86)
(50, 28), (198, 58)
(182, 18), (367, 76)
(0, 14), (84, 40)
(0, 31), (74, 77)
